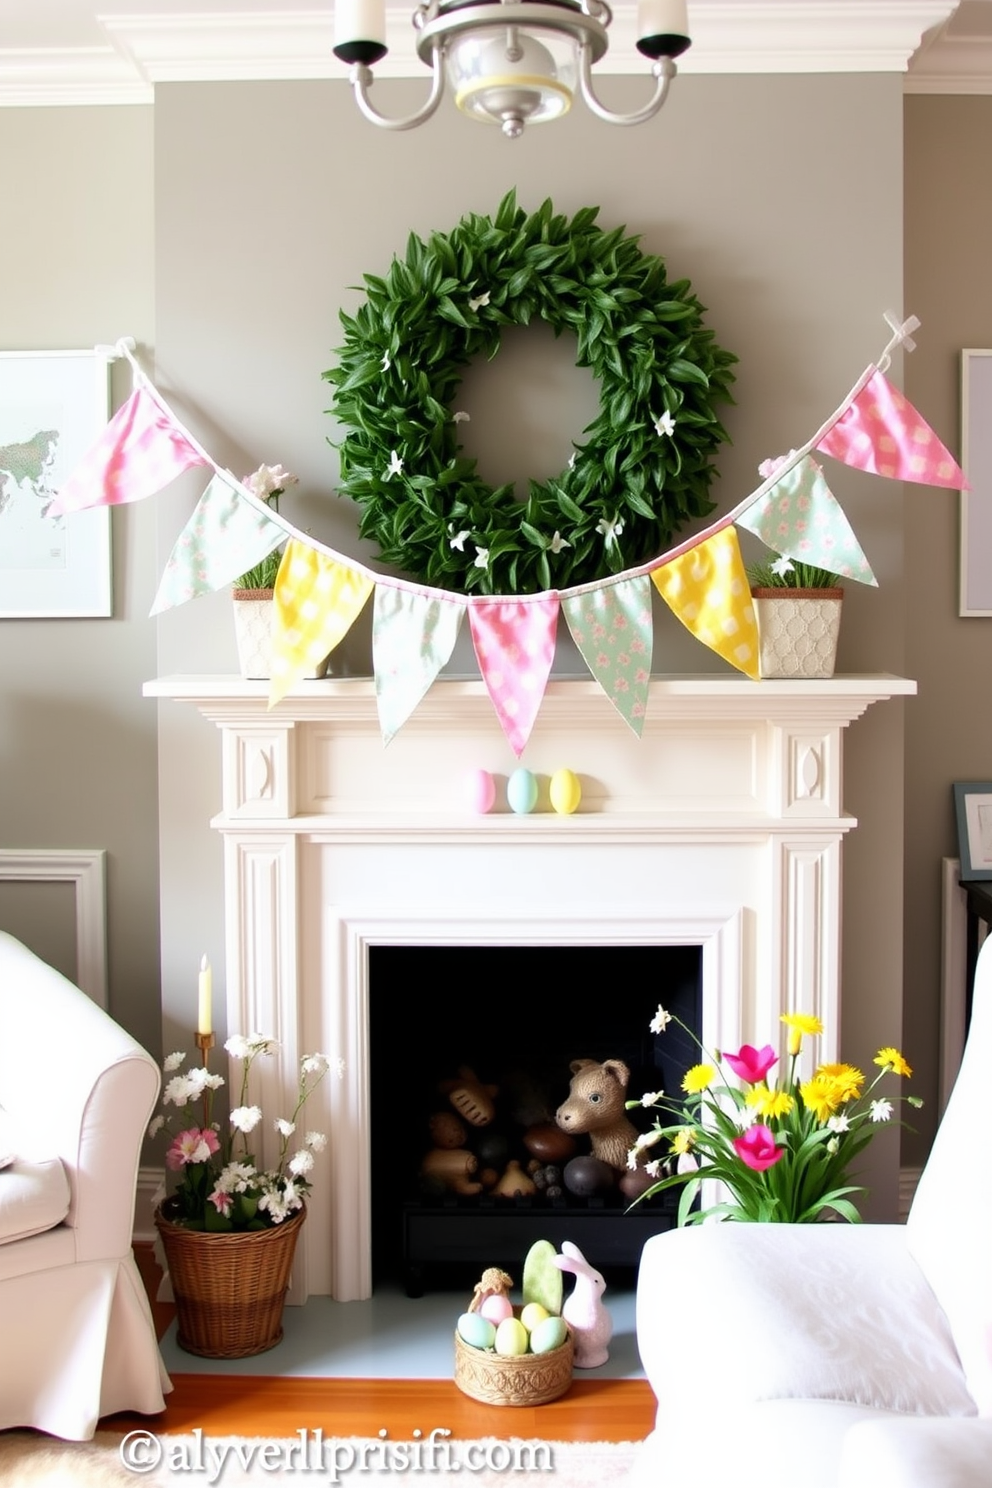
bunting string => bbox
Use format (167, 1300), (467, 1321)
(54, 320), (966, 754)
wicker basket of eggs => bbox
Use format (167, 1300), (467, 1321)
(454, 1243), (573, 1406)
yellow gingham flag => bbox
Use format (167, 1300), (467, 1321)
(269, 540), (374, 705)
(651, 527), (759, 678)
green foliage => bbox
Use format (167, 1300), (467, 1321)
(323, 191), (737, 596)
(747, 556), (843, 591)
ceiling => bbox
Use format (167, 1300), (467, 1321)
(0, 1), (988, 106)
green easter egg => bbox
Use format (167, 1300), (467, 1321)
(457, 1312), (496, 1350)
(530, 1316), (568, 1355)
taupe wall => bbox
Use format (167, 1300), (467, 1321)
(0, 107), (162, 1061)
(904, 96), (992, 1163)
(154, 74), (907, 1215)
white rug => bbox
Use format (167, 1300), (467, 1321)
(0, 1431), (640, 1487)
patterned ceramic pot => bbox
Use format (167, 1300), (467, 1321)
(751, 588), (843, 680)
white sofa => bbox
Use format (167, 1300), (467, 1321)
(631, 934), (992, 1488)
(0, 931), (171, 1439)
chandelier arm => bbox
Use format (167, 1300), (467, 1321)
(576, 49), (676, 127)
(348, 50), (447, 131)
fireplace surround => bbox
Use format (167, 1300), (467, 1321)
(145, 672), (914, 1302)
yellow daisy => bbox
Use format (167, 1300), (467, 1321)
(815, 1063), (864, 1102)
(682, 1063), (716, 1095)
(745, 1084), (795, 1119)
(781, 1011), (824, 1055)
(671, 1127), (696, 1156)
(800, 1073), (844, 1123)
(874, 1047), (913, 1078)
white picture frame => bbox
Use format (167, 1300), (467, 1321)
(0, 349), (112, 617)
(960, 348), (992, 617)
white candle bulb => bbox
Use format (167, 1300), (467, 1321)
(335, 0), (386, 50)
(197, 955), (212, 1038)
(637, 0), (688, 43)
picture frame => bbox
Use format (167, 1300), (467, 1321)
(959, 348), (992, 617)
(0, 349), (111, 617)
(953, 781), (992, 881)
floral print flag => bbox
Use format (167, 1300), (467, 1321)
(562, 576), (654, 735)
(269, 540), (374, 707)
(373, 586), (465, 744)
(150, 473), (287, 614)
(652, 527), (759, 679)
(468, 597), (559, 757)
(738, 455), (877, 586)
(816, 370), (967, 488)
(49, 386), (208, 515)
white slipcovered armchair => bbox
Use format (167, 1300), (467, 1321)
(0, 932), (171, 1439)
(632, 936), (992, 1488)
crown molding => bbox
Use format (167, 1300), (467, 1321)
(0, 2), (963, 106)
(907, 0), (992, 95)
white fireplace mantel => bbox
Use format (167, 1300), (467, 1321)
(146, 672), (914, 1300)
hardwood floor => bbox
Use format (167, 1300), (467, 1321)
(115, 1244), (655, 1444)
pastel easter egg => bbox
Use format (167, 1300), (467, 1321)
(507, 767), (538, 815)
(520, 1301), (550, 1334)
(549, 768), (581, 815)
(479, 1292), (513, 1325)
(530, 1316), (568, 1355)
(464, 768), (496, 814)
(494, 1317), (530, 1357)
(457, 1312), (496, 1351)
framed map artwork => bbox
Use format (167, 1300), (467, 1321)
(0, 350), (111, 617)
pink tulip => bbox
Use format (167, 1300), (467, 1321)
(732, 1123), (784, 1172)
(723, 1043), (778, 1085)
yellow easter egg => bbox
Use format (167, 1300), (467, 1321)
(520, 1302), (550, 1333)
(494, 1317), (529, 1357)
(550, 768), (581, 815)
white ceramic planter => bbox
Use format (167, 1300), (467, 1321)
(751, 588), (843, 679)
(232, 590), (327, 680)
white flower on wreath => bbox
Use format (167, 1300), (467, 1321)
(473, 546), (490, 570)
(386, 450), (404, 479)
(381, 351), (391, 371)
(468, 290), (490, 312)
(449, 528), (471, 552)
(596, 514), (624, 548)
(548, 531), (571, 555)
(452, 411), (470, 424)
(653, 409), (676, 437)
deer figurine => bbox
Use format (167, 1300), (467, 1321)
(552, 1240), (613, 1368)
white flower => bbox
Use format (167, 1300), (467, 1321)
(163, 1075), (193, 1107)
(596, 514), (625, 547)
(281, 1179), (305, 1209)
(644, 1159), (662, 1178)
(275, 1119), (296, 1137)
(230, 1104), (263, 1133)
(381, 351), (391, 371)
(468, 290), (490, 312)
(449, 529), (471, 552)
(827, 1114), (850, 1133)
(186, 1066), (224, 1095)
(626, 1148), (639, 1171)
(548, 531), (571, 555)
(870, 1099), (894, 1123)
(215, 1161), (257, 1194)
(640, 1091), (663, 1108)
(386, 450), (404, 479)
(473, 547), (489, 569)
(634, 1129), (663, 1152)
(567, 452), (577, 471)
(163, 1051), (186, 1073)
(677, 1153), (699, 1174)
(244, 464), (298, 501)
(452, 411), (470, 423)
(258, 1190), (289, 1224)
(301, 1053), (330, 1077)
(147, 1114), (166, 1138)
(306, 1131), (328, 1151)
(649, 1005), (672, 1035)
(826, 1136), (840, 1155)
(225, 1035), (250, 1059)
(770, 555), (795, 579)
(653, 410), (676, 437)
(225, 1033), (277, 1060)
(288, 1149), (315, 1176)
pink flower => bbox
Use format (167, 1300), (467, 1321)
(732, 1123), (784, 1172)
(165, 1126), (220, 1170)
(723, 1043), (778, 1085)
(208, 1189), (233, 1215)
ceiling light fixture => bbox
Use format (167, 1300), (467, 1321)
(333, 0), (691, 138)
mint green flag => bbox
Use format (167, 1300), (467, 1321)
(150, 472), (287, 614)
(373, 586), (465, 744)
(562, 575), (654, 735)
(738, 455), (877, 586)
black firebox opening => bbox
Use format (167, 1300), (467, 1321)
(368, 943), (702, 1295)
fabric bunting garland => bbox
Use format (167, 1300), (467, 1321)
(373, 587), (464, 745)
(468, 598), (560, 757)
(50, 386), (208, 517)
(151, 471), (288, 615)
(737, 456), (877, 587)
(48, 326), (969, 753)
(562, 577), (654, 736)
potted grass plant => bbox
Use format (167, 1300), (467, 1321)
(747, 553), (844, 679)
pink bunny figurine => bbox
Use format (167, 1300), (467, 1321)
(552, 1240), (613, 1368)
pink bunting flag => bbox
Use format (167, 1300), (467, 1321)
(468, 598), (559, 757)
(49, 386), (209, 515)
(816, 370), (968, 489)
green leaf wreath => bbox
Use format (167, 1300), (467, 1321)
(323, 192), (736, 596)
